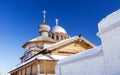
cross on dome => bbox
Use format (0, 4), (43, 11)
(56, 19), (59, 26)
(38, 10), (50, 36)
(43, 10), (47, 22)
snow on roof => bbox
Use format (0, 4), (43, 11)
(23, 36), (57, 47)
(57, 46), (103, 65)
(46, 36), (79, 50)
(10, 54), (68, 72)
(10, 54), (43, 72)
(44, 36), (95, 51)
(97, 9), (120, 36)
(43, 54), (68, 60)
(29, 36), (56, 42)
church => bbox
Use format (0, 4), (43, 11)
(9, 10), (95, 75)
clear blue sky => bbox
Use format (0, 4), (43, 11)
(0, 0), (120, 74)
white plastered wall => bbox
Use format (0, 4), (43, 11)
(98, 9), (120, 75)
(56, 55), (105, 75)
(55, 46), (106, 75)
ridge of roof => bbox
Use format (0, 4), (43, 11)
(80, 36), (95, 47)
(22, 36), (57, 48)
(44, 35), (95, 51)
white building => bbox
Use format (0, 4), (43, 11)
(56, 9), (120, 75)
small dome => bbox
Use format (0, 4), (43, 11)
(51, 26), (67, 33)
(49, 19), (69, 41)
(39, 22), (50, 32)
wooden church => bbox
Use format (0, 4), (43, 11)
(9, 10), (95, 75)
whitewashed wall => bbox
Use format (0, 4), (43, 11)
(60, 56), (104, 75)
(56, 9), (120, 75)
(98, 9), (120, 75)
(56, 46), (106, 75)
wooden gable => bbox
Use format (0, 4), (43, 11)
(50, 40), (93, 56)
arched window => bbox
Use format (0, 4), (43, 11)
(56, 35), (59, 40)
(52, 35), (54, 39)
(61, 35), (63, 40)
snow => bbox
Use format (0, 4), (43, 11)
(10, 54), (68, 72)
(57, 46), (102, 65)
(44, 55), (68, 60)
(46, 36), (79, 50)
(97, 9), (120, 36)
(10, 54), (42, 72)
(29, 36), (56, 42)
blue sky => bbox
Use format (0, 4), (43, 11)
(0, 0), (120, 74)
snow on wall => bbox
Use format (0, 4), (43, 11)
(98, 9), (120, 75)
(57, 55), (104, 75)
(56, 46), (105, 75)
(99, 26), (120, 75)
(56, 9), (120, 75)
(98, 9), (120, 31)
(97, 9), (120, 36)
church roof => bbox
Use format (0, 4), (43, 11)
(22, 36), (57, 48)
(41, 35), (95, 52)
(10, 54), (68, 73)
(29, 36), (56, 42)
(10, 35), (95, 73)
(23, 35), (95, 56)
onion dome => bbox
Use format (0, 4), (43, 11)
(39, 22), (50, 33)
(38, 10), (50, 37)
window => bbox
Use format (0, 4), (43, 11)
(56, 35), (59, 40)
(52, 35), (54, 39)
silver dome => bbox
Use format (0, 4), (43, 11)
(51, 26), (67, 33)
